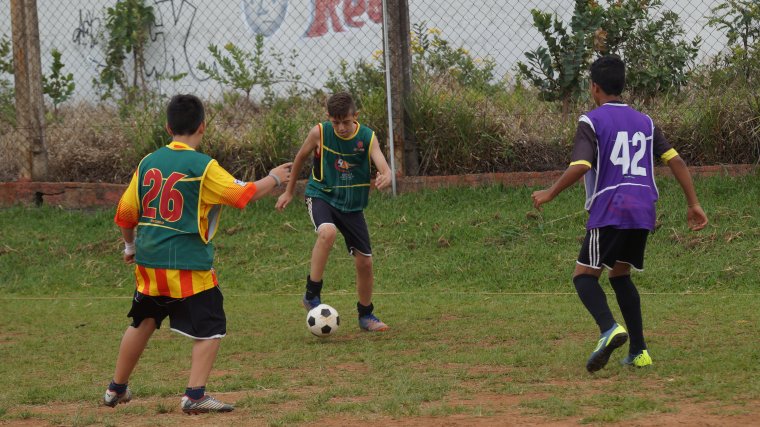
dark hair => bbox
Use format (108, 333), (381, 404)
(166, 94), (205, 135)
(326, 92), (357, 118)
(590, 55), (625, 96)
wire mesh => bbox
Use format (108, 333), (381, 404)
(0, 1), (748, 182)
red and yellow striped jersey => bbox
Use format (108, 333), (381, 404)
(114, 141), (257, 297)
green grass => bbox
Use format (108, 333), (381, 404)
(0, 174), (758, 425)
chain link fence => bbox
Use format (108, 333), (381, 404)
(0, 0), (729, 103)
(0, 1), (751, 182)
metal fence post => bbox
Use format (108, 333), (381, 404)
(11, 0), (47, 182)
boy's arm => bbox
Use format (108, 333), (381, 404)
(276, 125), (321, 211)
(120, 226), (136, 264)
(114, 171), (139, 264)
(531, 164), (589, 211)
(369, 134), (392, 190)
(666, 155), (708, 231)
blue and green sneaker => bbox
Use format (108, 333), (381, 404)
(586, 323), (628, 373)
(621, 349), (652, 367)
(302, 294), (321, 311)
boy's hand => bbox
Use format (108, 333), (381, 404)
(687, 204), (708, 231)
(531, 189), (554, 211)
(269, 162), (293, 187)
(375, 171), (391, 190)
(276, 191), (292, 211)
(123, 253), (135, 264)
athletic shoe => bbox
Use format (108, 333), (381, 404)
(621, 349), (653, 367)
(586, 323), (628, 373)
(302, 294), (321, 311)
(181, 395), (234, 414)
(359, 313), (389, 331)
(103, 388), (132, 407)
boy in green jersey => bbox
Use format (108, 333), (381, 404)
(276, 92), (393, 331)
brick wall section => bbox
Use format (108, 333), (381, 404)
(0, 164), (756, 208)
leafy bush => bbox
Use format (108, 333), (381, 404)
(516, 0), (604, 113)
(599, 0), (700, 99)
(708, 0), (760, 81)
(42, 49), (75, 115)
(518, 0), (700, 107)
(0, 34), (14, 126)
(198, 35), (310, 105)
(95, 0), (155, 101)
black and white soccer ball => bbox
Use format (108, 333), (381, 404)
(306, 304), (340, 337)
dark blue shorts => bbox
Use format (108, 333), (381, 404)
(306, 197), (372, 256)
(127, 286), (226, 339)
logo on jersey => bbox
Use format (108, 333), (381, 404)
(234, 179), (247, 187)
(354, 140), (365, 153)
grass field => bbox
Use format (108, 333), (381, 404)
(0, 174), (758, 426)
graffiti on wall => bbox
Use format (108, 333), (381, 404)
(241, 0), (289, 37)
(305, 0), (382, 37)
(71, 9), (101, 49)
(149, 0), (205, 81)
(240, 0), (383, 38)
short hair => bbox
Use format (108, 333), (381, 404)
(166, 94), (205, 135)
(326, 92), (357, 118)
(590, 55), (625, 96)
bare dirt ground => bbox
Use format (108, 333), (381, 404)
(3, 390), (757, 427)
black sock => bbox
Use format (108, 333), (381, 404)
(357, 302), (374, 317)
(305, 275), (323, 300)
(610, 275), (646, 354)
(573, 274), (615, 334)
(185, 386), (205, 400)
(108, 380), (128, 394)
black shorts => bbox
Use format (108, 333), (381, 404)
(127, 286), (226, 339)
(306, 197), (372, 256)
(578, 227), (649, 271)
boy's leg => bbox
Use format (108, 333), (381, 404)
(104, 317), (157, 407)
(355, 253), (373, 307)
(112, 318), (157, 384)
(609, 268), (647, 355)
(575, 227), (628, 372)
(572, 265), (615, 334)
(304, 197), (338, 309)
(309, 224), (337, 282)
(188, 338), (221, 388)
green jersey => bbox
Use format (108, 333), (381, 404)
(135, 146), (217, 270)
(305, 121), (375, 212)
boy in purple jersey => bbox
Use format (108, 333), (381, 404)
(531, 55), (708, 373)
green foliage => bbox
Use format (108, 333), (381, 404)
(518, 0), (700, 106)
(95, 0), (155, 101)
(708, 0), (760, 81)
(600, 0), (700, 98)
(198, 35), (308, 104)
(516, 0), (604, 112)
(411, 23), (500, 93)
(0, 34), (12, 75)
(324, 58), (385, 108)
(0, 34), (14, 125)
(42, 49), (75, 114)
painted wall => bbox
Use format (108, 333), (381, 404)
(0, 0), (725, 102)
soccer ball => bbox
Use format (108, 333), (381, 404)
(306, 304), (340, 337)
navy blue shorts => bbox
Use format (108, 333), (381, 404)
(306, 197), (372, 256)
(127, 286), (226, 339)
(578, 227), (649, 271)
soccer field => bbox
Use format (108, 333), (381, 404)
(0, 175), (758, 426)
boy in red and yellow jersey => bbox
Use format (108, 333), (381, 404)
(104, 94), (292, 414)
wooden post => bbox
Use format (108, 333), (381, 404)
(11, 0), (48, 181)
(385, 0), (418, 176)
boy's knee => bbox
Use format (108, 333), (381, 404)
(317, 225), (338, 244)
(354, 253), (372, 270)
